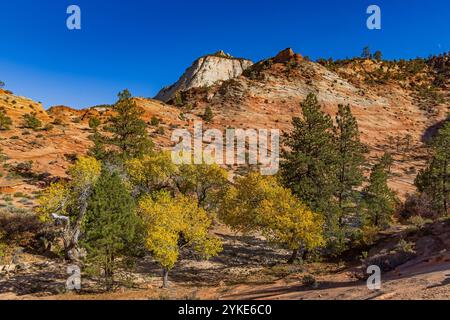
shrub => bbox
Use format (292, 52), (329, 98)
(13, 192), (26, 198)
(88, 117), (101, 130)
(0, 209), (47, 247)
(401, 193), (436, 220)
(301, 275), (318, 288)
(52, 118), (64, 126)
(406, 215), (430, 228)
(150, 116), (160, 126)
(363, 240), (416, 273)
(0, 107), (13, 130)
(156, 126), (165, 135)
(43, 123), (54, 131)
(22, 112), (42, 130)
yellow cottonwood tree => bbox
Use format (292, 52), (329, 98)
(126, 151), (177, 194)
(37, 156), (102, 261)
(220, 172), (324, 263)
(139, 191), (222, 287)
(176, 162), (228, 209)
(127, 151), (228, 209)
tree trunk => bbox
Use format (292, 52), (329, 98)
(162, 269), (169, 288)
(63, 190), (91, 263)
(287, 249), (298, 264)
(443, 160), (448, 215)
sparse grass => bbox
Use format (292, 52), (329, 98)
(13, 192), (26, 198)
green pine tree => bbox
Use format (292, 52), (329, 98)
(202, 106), (214, 123)
(415, 121), (449, 216)
(87, 117), (107, 160)
(362, 46), (372, 60)
(107, 90), (153, 160)
(373, 50), (383, 61)
(334, 104), (368, 227)
(362, 155), (397, 229)
(281, 93), (338, 235)
(380, 152), (394, 173)
(83, 169), (140, 291)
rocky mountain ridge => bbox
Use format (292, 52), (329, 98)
(0, 49), (448, 207)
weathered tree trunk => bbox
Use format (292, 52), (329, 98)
(63, 190), (91, 263)
(288, 247), (308, 264)
(287, 249), (298, 264)
(443, 160), (448, 215)
(105, 252), (114, 292)
(162, 269), (169, 288)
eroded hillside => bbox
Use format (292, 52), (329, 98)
(0, 49), (449, 208)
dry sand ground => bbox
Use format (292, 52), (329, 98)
(1, 222), (449, 300)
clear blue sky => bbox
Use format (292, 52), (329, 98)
(0, 0), (448, 109)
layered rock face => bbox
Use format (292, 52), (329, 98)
(155, 51), (253, 102)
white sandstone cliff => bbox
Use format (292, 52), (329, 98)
(155, 51), (253, 102)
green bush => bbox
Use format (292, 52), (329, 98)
(156, 126), (165, 135)
(22, 112), (42, 130)
(202, 106), (214, 122)
(0, 107), (13, 130)
(150, 116), (160, 126)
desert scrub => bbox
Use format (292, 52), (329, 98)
(396, 239), (416, 254)
(363, 239), (416, 272)
(407, 215), (431, 229)
(301, 274), (318, 288)
(0, 232), (9, 263)
(156, 126), (165, 135)
(150, 116), (160, 126)
(13, 192), (26, 198)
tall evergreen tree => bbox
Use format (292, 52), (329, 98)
(281, 93), (338, 233)
(362, 155), (397, 229)
(362, 46), (372, 60)
(107, 90), (153, 160)
(83, 169), (139, 291)
(380, 152), (394, 174)
(202, 106), (214, 123)
(87, 117), (107, 160)
(334, 104), (367, 227)
(415, 121), (449, 216)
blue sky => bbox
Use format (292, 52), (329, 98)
(0, 0), (449, 109)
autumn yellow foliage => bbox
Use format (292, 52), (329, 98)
(138, 191), (222, 273)
(126, 151), (177, 193)
(220, 172), (324, 254)
(37, 156), (102, 222)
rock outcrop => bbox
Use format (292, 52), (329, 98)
(154, 51), (253, 102)
(273, 48), (303, 63)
